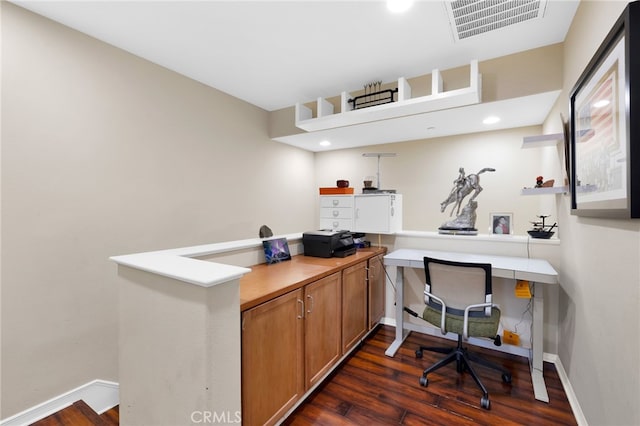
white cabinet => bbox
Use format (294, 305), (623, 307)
(319, 194), (402, 234)
(319, 195), (354, 231)
(354, 194), (402, 234)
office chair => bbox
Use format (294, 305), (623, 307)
(405, 256), (512, 410)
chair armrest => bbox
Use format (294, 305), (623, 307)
(424, 290), (447, 335)
(463, 303), (495, 340)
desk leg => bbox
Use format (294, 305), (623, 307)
(385, 266), (410, 357)
(531, 281), (549, 402)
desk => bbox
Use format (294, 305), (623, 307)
(383, 248), (558, 403)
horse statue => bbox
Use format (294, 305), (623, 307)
(440, 167), (495, 217)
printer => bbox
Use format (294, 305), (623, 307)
(302, 230), (356, 258)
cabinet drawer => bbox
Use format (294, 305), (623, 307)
(320, 207), (352, 219)
(320, 196), (354, 208)
(320, 218), (353, 230)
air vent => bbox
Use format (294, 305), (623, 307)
(445, 0), (548, 41)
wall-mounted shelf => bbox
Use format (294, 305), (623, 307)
(295, 60), (481, 132)
(521, 186), (568, 195)
(521, 133), (564, 148)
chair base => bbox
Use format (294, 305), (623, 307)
(416, 335), (512, 410)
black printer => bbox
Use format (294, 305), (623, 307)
(303, 230), (356, 258)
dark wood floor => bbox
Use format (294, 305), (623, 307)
(30, 401), (118, 426)
(28, 325), (576, 426)
(283, 325), (577, 425)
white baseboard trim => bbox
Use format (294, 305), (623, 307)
(543, 353), (588, 426)
(0, 379), (119, 426)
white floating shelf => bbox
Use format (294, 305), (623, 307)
(521, 133), (564, 148)
(295, 60), (481, 132)
(521, 186), (568, 195)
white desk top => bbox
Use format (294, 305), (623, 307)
(384, 248), (558, 284)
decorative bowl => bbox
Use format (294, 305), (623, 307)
(336, 180), (349, 188)
(527, 230), (555, 239)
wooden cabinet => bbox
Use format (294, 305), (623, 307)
(240, 249), (386, 426)
(368, 254), (386, 329)
(241, 272), (342, 426)
(241, 289), (304, 426)
(304, 272), (342, 388)
(341, 261), (368, 353)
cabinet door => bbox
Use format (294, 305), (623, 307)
(368, 254), (386, 329)
(341, 261), (368, 353)
(242, 289), (304, 426)
(304, 272), (342, 388)
(354, 195), (403, 234)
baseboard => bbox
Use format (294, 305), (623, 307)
(543, 353), (588, 426)
(0, 380), (119, 426)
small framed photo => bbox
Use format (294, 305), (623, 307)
(262, 238), (291, 264)
(490, 213), (513, 235)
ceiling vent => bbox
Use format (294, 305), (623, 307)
(445, 0), (548, 41)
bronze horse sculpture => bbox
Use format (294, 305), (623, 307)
(441, 167), (495, 217)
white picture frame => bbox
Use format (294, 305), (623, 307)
(490, 213), (513, 235)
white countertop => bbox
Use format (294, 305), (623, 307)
(110, 233), (302, 288)
(384, 248), (558, 284)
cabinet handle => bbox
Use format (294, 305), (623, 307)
(297, 299), (305, 319)
(332, 210), (339, 217)
(333, 221), (339, 228)
(333, 199), (339, 206)
(306, 294), (314, 313)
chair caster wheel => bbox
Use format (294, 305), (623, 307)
(502, 373), (512, 383)
(480, 395), (490, 410)
(415, 350), (423, 359)
(419, 376), (428, 387)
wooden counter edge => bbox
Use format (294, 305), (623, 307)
(240, 247), (387, 311)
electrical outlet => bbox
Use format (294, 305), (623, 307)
(502, 330), (520, 346)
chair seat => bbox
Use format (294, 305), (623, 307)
(422, 305), (500, 338)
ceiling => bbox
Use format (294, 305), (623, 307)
(13, 0), (580, 151)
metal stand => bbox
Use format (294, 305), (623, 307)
(363, 153), (397, 190)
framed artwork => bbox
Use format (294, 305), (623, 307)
(569, 2), (640, 218)
(490, 213), (513, 235)
(262, 238), (291, 264)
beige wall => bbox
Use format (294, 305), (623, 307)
(0, 3), (315, 418)
(544, 1), (640, 425)
(314, 126), (551, 236)
(270, 43), (563, 138)
(4, 1), (640, 425)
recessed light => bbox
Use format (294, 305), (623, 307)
(482, 116), (500, 125)
(387, 0), (414, 13)
(319, 140), (331, 147)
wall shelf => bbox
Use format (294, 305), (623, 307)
(295, 60), (481, 132)
(521, 133), (564, 148)
(521, 186), (568, 195)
